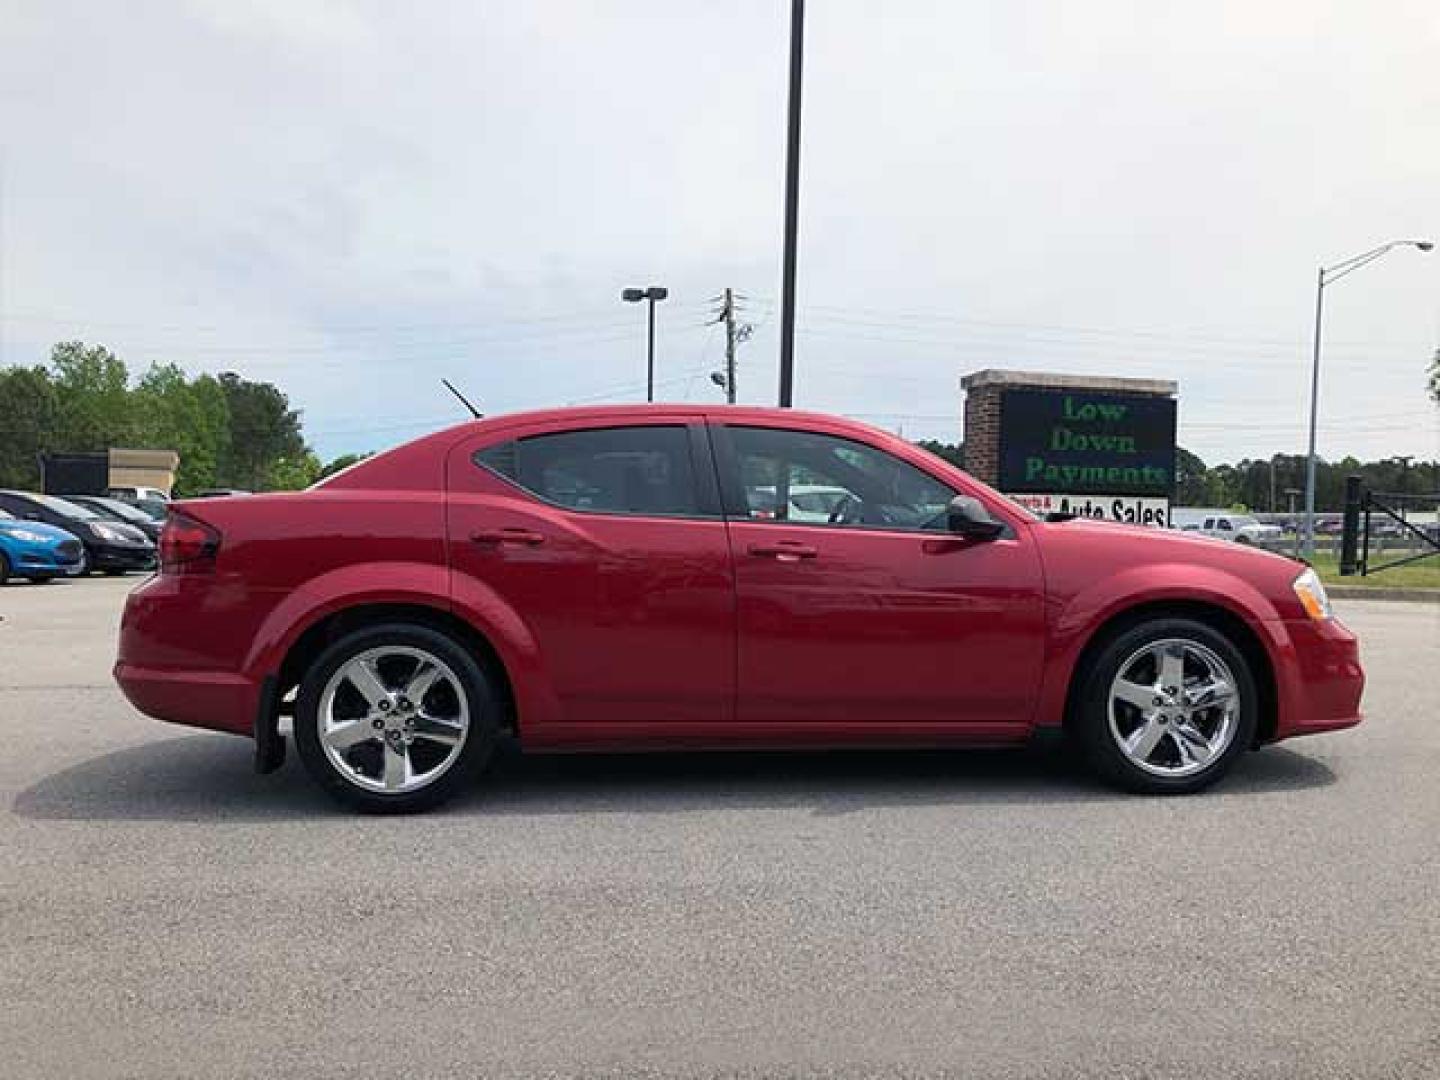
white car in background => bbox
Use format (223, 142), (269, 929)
(1182, 512), (1284, 546)
(108, 485), (171, 503)
(748, 484), (857, 522)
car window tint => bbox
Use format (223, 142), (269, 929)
(31, 493), (99, 519)
(1218, 519), (1232, 530)
(477, 426), (701, 517)
(93, 498), (151, 523)
(726, 426), (955, 531)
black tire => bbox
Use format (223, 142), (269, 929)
(1072, 617), (1257, 795)
(30, 575), (55, 585)
(293, 622), (499, 813)
(0, 551), (9, 586)
(1234, 535), (1253, 546)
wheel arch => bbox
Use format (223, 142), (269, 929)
(1061, 599), (1278, 745)
(276, 602), (518, 736)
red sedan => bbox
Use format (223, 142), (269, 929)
(114, 406), (1363, 812)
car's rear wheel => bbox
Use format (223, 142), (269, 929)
(294, 623), (498, 813)
(0, 551), (10, 585)
(1073, 617), (1257, 794)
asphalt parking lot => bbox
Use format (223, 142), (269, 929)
(2, 577), (1437, 1079)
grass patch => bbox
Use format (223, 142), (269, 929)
(1309, 550), (1440, 590)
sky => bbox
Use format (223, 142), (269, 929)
(2, 0), (1439, 467)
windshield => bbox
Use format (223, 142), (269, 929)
(28, 494), (100, 520)
(87, 498), (152, 524)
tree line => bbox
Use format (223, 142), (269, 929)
(0, 343), (1432, 507)
(0, 341), (355, 495)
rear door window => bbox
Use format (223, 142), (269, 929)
(475, 425), (705, 518)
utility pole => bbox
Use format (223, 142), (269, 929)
(709, 289), (752, 404)
(722, 288), (737, 404)
(777, 0), (805, 407)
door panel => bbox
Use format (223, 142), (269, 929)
(716, 422), (1045, 731)
(446, 419), (735, 736)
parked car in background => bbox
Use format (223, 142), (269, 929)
(107, 492), (169, 521)
(108, 485), (170, 503)
(0, 507), (85, 584)
(67, 495), (164, 543)
(1173, 510), (1283, 546)
(1201, 514), (1283, 545)
(749, 483), (857, 522)
(115, 405), (1363, 813)
(0, 491), (156, 575)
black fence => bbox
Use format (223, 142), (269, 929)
(1338, 476), (1440, 577)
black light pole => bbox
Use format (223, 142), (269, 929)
(777, 0), (805, 408)
(1302, 239), (1431, 556)
(622, 286), (669, 402)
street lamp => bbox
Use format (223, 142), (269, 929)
(621, 286), (669, 402)
(1302, 239), (1432, 556)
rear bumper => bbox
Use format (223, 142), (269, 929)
(1270, 616), (1364, 741)
(114, 573), (271, 737)
(114, 661), (258, 737)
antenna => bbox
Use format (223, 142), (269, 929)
(441, 379), (482, 419)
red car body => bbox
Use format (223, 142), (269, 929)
(115, 406), (1363, 770)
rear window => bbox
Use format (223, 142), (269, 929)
(476, 425), (702, 518)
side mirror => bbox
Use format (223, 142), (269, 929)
(946, 495), (1004, 541)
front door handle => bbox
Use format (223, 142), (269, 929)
(471, 528), (546, 547)
(748, 541), (817, 562)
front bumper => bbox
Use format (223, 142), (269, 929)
(1271, 615), (1365, 741)
(2, 538), (85, 578)
(90, 541), (157, 571)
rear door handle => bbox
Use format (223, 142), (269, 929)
(748, 541), (817, 561)
(471, 528), (546, 546)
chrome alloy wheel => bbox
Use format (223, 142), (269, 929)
(318, 646), (470, 794)
(1107, 637), (1240, 778)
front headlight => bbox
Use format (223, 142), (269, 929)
(90, 522), (125, 542)
(1292, 566), (1333, 621)
(1, 528), (48, 543)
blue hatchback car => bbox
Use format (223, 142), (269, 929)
(0, 508), (86, 584)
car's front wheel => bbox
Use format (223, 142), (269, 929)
(1073, 617), (1257, 794)
(293, 623), (499, 813)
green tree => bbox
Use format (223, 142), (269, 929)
(49, 341), (135, 451)
(0, 365), (60, 488)
(316, 451), (373, 481)
(1174, 447), (1208, 505)
(915, 440), (964, 468)
(132, 364), (230, 495)
(215, 373), (307, 490)
(265, 451), (323, 491)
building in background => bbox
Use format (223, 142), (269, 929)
(40, 448), (179, 499)
(961, 369), (1177, 525)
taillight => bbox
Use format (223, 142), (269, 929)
(159, 512), (220, 574)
